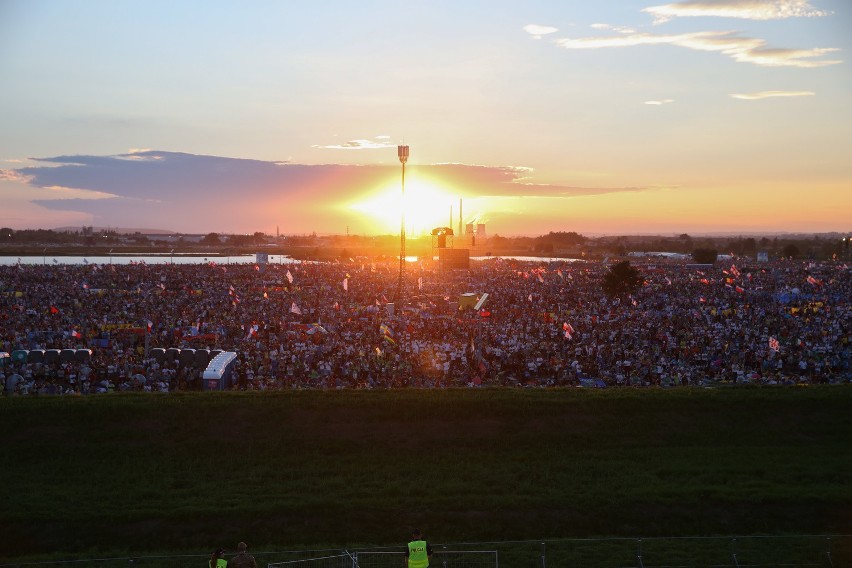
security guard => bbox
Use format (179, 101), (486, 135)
(209, 548), (227, 568)
(405, 529), (432, 568)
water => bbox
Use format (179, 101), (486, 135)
(1, 254), (585, 266)
(0, 254), (294, 266)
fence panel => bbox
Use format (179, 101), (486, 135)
(1, 535), (848, 568)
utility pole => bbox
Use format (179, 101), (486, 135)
(395, 145), (409, 303)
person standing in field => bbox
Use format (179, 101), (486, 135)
(404, 529), (432, 568)
(209, 548), (227, 568)
(229, 542), (257, 568)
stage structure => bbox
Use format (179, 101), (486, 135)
(431, 226), (454, 256)
(439, 247), (470, 270)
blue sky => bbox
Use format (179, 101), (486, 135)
(1, 0), (850, 235)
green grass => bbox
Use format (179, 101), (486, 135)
(1, 387), (850, 562)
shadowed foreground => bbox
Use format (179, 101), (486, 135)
(1, 387), (850, 561)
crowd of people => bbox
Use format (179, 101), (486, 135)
(1, 254), (849, 395)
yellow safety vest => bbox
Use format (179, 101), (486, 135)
(408, 540), (429, 568)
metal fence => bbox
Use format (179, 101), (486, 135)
(352, 550), (498, 568)
(1, 535), (848, 568)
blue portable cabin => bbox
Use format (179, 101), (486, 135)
(201, 351), (237, 391)
(0, 352), (9, 368)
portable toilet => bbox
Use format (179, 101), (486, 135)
(0, 352), (9, 368)
(27, 350), (45, 364)
(194, 349), (211, 368)
(60, 349), (76, 363)
(11, 350), (28, 363)
(179, 348), (196, 367)
(44, 349), (61, 364)
(74, 349), (92, 363)
(150, 348), (166, 363)
(202, 351), (237, 391)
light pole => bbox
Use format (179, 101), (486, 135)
(395, 145), (409, 303)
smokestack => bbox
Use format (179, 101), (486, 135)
(450, 204), (453, 230)
(458, 198), (463, 238)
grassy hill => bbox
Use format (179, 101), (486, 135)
(1, 387), (850, 562)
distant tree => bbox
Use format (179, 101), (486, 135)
(130, 233), (149, 245)
(602, 260), (642, 298)
(782, 243), (800, 258)
(0, 227), (13, 241)
(201, 232), (221, 245)
(227, 234), (253, 246)
(535, 231), (585, 247)
(490, 234), (509, 249)
(692, 248), (718, 264)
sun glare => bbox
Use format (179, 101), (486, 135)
(349, 177), (456, 236)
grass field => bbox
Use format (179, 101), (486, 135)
(1, 387), (850, 563)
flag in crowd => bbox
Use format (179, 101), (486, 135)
(379, 322), (395, 344)
(769, 337), (780, 352)
(290, 302), (302, 315)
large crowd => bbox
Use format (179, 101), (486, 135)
(1, 255), (849, 394)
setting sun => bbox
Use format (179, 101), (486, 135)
(348, 177), (457, 236)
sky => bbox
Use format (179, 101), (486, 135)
(1, 0), (850, 237)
